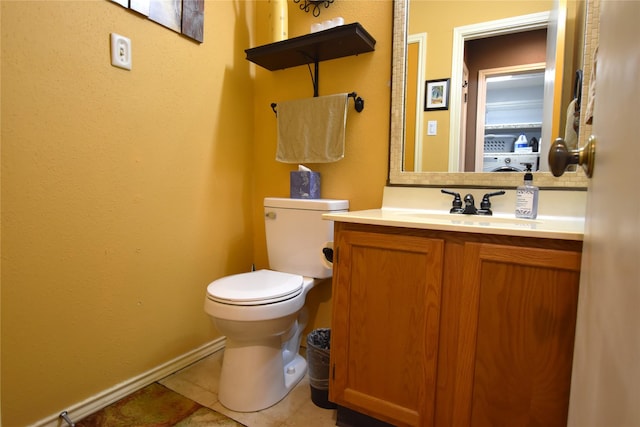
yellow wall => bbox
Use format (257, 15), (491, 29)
(249, 2), (392, 332)
(0, 0), (587, 424)
(1, 0), (392, 425)
(1, 0), (255, 424)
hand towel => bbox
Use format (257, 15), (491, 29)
(564, 98), (579, 150)
(585, 46), (598, 125)
(276, 93), (348, 163)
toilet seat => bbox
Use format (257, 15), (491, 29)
(207, 269), (303, 306)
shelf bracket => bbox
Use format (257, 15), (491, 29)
(311, 60), (319, 97)
(301, 52), (320, 97)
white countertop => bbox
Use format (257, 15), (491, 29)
(323, 187), (586, 241)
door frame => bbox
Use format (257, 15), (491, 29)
(407, 32), (427, 171)
(449, 11), (550, 172)
(474, 63), (546, 171)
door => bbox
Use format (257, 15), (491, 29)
(458, 63), (469, 171)
(330, 228), (444, 427)
(541, 0), (567, 157)
(405, 33), (427, 172)
(454, 242), (581, 426)
(404, 39), (418, 172)
(567, 1), (640, 425)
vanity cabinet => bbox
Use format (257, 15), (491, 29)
(329, 222), (582, 427)
(329, 227), (445, 426)
(452, 241), (581, 427)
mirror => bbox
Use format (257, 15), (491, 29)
(389, 0), (591, 188)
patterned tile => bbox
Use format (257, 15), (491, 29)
(76, 383), (244, 427)
(168, 351), (338, 426)
(175, 407), (246, 426)
(74, 346), (338, 427)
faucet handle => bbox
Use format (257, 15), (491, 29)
(479, 190), (506, 214)
(441, 189), (463, 213)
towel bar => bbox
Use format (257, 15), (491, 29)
(271, 92), (364, 116)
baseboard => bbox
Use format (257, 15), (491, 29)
(29, 337), (226, 427)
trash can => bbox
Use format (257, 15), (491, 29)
(306, 328), (337, 409)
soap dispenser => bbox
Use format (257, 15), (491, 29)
(515, 163), (539, 219)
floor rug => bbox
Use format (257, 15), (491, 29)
(76, 382), (245, 426)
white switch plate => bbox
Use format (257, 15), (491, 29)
(427, 120), (437, 135)
(110, 33), (131, 70)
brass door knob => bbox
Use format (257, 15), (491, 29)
(548, 135), (596, 177)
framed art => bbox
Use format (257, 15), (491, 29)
(424, 78), (450, 111)
(111, 0), (204, 43)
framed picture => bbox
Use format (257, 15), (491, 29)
(424, 78), (450, 111)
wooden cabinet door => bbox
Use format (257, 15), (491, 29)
(454, 242), (581, 427)
(330, 229), (444, 427)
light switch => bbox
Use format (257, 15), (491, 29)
(427, 120), (437, 135)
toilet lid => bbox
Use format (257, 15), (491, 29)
(207, 269), (303, 306)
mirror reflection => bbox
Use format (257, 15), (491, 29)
(389, 0), (592, 188)
(479, 67), (544, 173)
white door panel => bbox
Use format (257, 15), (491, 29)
(568, 1), (640, 425)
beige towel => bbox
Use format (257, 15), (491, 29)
(276, 93), (348, 163)
(585, 46), (598, 125)
(564, 98), (579, 150)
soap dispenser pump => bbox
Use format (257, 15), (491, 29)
(515, 163), (539, 219)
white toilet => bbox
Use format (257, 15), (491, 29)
(204, 197), (349, 412)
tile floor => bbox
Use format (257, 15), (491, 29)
(76, 382), (243, 426)
(159, 349), (338, 427)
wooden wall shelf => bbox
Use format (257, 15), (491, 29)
(245, 23), (376, 71)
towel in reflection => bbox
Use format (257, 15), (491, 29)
(585, 46), (598, 125)
(564, 98), (579, 150)
(276, 93), (348, 163)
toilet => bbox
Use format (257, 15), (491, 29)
(204, 197), (349, 412)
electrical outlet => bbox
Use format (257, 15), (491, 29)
(110, 33), (131, 70)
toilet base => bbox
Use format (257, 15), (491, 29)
(218, 337), (308, 412)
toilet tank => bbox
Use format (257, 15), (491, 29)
(264, 197), (349, 279)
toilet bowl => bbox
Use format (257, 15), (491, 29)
(204, 197), (349, 412)
(205, 269), (315, 412)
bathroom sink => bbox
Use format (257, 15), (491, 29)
(386, 209), (543, 225)
(324, 206), (584, 240)
(322, 186), (586, 241)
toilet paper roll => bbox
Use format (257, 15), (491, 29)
(321, 242), (334, 269)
